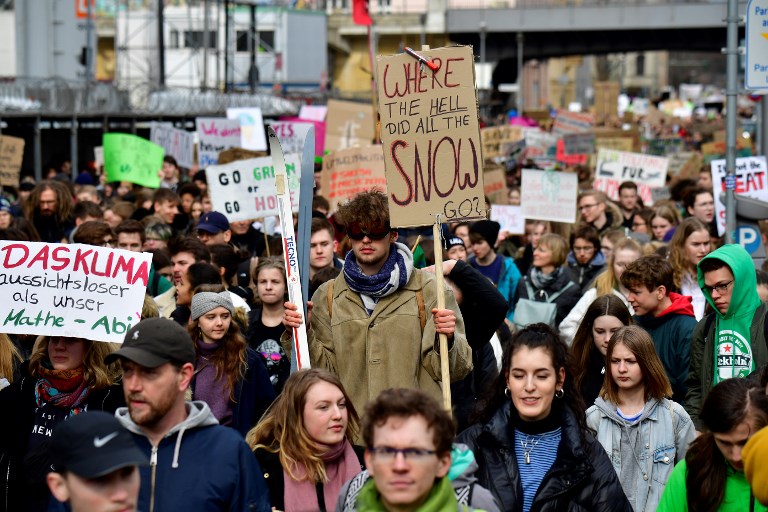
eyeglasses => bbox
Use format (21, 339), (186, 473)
(368, 446), (437, 461)
(579, 203), (599, 211)
(573, 246), (594, 253)
(347, 225), (392, 241)
(704, 280), (733, 295)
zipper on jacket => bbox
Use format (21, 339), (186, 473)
(150, 445), (158, 512)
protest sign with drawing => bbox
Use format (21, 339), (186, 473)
(594, 149), (668, 205)
(0, 242), (152, 343)
(321, 146), (387, 211)
(227, 107), (267, 151)
(376, 45), (485, 227)
(150, 123), (195, 169)
(103, 133), (164, 188)
(710, 156), (768, 235)
(521, 169), (578, 224)
(491, 204), (525, 234)
(324, 99), (376, 152)
(205, 154), (302, 222)
(0, 136), (25, 187)
(196, 117), (242, 168)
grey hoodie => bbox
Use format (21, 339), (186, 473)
(586, 397), (695, 512)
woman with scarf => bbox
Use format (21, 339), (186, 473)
(512, 233), (581, 330)
(0, 336), (123, 512)
(457, 323), (631, 511)
(189, 289), (275, 437)
(586, 326), (695, 512)
(247, 369), (364, 512)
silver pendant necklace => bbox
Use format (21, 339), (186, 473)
(520, 434), (543, 464)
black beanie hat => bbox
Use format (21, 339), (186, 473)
(469, 220), (501, 247)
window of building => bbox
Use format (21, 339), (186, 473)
(184, 30), (217, 50)
(636, 54), (645, 77)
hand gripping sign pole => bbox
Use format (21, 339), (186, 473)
(432, 216), (452, 411)
(268, 126), (310, 370)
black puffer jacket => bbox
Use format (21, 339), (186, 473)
(457, 402), (632, 512)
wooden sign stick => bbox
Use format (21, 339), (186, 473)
(432, 219), (452, 411)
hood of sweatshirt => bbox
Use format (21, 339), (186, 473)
(593, 396), (661, 425)
(115, 400), (219, 468)
(635, 292), (695, 329)
(697, 244), (761, 321)
(567, 249), (606, 269)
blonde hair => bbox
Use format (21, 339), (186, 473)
(29, 337), (120, 390)
(246, 369), (360, 484)
(0, 333), (22, 383)
(594, 238), (642, 296)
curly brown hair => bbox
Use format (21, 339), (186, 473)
(336, 189), (390, 229)
(23, 180), (74, 220)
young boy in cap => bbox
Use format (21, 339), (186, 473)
(468, 219), (521, 322)
(46, 411), (148, 512)
(106, 317), (270, 512)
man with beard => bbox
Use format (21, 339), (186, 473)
(23, 180), (75, 243)
(106, 317), (270, 512)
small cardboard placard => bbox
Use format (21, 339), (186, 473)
(150, 123), (195, 169)
(551, 110), (594, 135)
(594, 149), (669, 205)
(710, 156), (768, 235)
(0, 242), (152, 343)
(521, 169), (578, 224)
(103, 133), (164, 189)
(321, 146), (388, 212)
(196, 117), (242, 168)
(205, 154), (302, 221)
(376, 45), (485, 227)
(0, 136), (25, 187)
(324, 99), (376, 152)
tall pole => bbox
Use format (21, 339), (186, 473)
(224, 0), (230, 92)
(203, 0), (209, 90)
(517, 32), (524, 114)
(249, 4), (258, 93)
(762, 96), (768, 157)
(85, 0), (93, 81)
(157, 0), (165, 88)
(724, 0), (739, 243)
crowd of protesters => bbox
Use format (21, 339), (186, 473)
(2, 109), (768, 512)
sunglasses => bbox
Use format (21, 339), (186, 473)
(347, 225), (392, 241)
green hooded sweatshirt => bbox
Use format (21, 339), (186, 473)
(697, 244), (762, 384)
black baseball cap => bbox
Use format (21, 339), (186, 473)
(197, 211), (230, 234)
(105, 317), (195, 368)
(50, 411), (148, 479)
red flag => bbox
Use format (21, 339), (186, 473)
(352, 0), (372, 26)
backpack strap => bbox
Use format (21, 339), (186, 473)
(544, 280), (575, 303)
(327, 278), (335, 319)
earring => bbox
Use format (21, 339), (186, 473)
(504, 387), (510, 398)
(555, 389), (564, 398)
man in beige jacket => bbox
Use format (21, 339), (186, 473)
(283, 190), (472, 413)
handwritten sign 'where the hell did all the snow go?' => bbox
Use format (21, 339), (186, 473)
(0, 242), (152, 343)
(376, 45), (486, 227)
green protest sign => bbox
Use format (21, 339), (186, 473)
(103, 133), (164, 188)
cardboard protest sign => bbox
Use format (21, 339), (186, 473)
(523, 129), (557, 162)
(551, 110), (593, 135)
(94, 146), (104, 168)
(481, 125), (522, 159)
(321, 146), (387, 211)
(667, 152), (703, 180)
(647, 137), (683, 157)
(196, 117), (242, 168)
(711, 156), (768, 235)
(491, 204), (525, 234)
(0, 136), (25, 187)
(103, 133), (164, 188)
(376, 45), (485, 227)
(218, 147), (267, 165)
(521, 169), (578, 224)
(205, 154), (302, 222)
(701, 140), (753, 165)
(483, 166), (508, 204)
(593, 82), (619, 119)
(0, 242), (152, 343)
(266, 121), (313, 156)
(324, 99), (376, 152)
(150, 123), (195, 169)
(227, 107), (267, 151)
(594, 149), (669, 205)
(563, 132), (595, 156)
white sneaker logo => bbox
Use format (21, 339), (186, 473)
(94, 432), (119, 448)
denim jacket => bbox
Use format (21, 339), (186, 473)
(586, 397), (695, 512)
